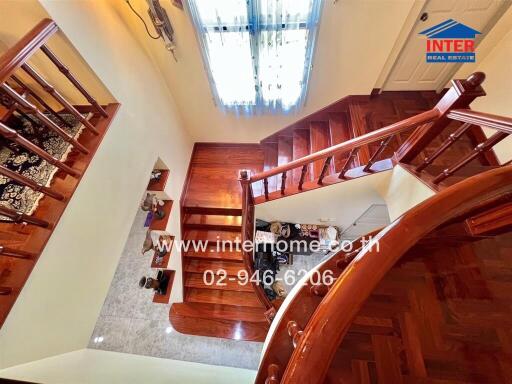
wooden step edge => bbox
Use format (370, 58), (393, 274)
(170, 302), (267, 323)
(182, 206), (242, 216)
(183, 223), (242, 231)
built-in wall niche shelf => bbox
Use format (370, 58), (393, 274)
(151, 235), (175, 268)
(153, 269), (175, 304)
(149, 200), (173, 231)
(147, 169), (170, 192)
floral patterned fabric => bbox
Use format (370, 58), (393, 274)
(0, 112), (88, 220)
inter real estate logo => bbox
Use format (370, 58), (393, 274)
(419, 19), (481, 63)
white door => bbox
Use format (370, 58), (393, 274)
(382, 0), (510, 91)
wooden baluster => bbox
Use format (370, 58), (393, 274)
(396, 72), (486, 163)
(338, 147), (359, 179)
(263, 178), (269, 200)
(0, 206), (50, 227)
(238, 170), (274, 312)
(21, 64), (99, 135)
(363, 135), (394, 172)
(0, 246), (34, 259)
(40, 45), (108, 118)
(287, 320), (304, 348)
(10, 75), (73, 128)
(433, 131), (509, 184)
(0, 287), (13, 295)
(416, 123), (472, 172)
(280, 171), (287, 195)
(317, 156), (332, 185)
(298, 164), (308, 190)
(265, 364), (280, 384)
(0, 121), (80, 177)
(0, 164), (65, 201)
(1, 83), (89, 154)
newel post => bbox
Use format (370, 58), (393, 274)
(396, 72), (487, 163)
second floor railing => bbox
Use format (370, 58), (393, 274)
(0, 18), (118, 327)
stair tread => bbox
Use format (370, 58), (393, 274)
(183, 229), (241, 243)
(183, 206), (242, 216)
(262, 142), (278, 192)
(329, 112), (352, 172)
(184, 259), (245, 276)
(278, 136), (293, 188)
(183, 248), (243, 262)
(170, 303), (267, 341)
(184, 272), (253, 292)
(185, 288), (264, 308)
(292, 129), (311, 184)
(310, 121), (333, 178)
(183, 214), (242, 230)
(171, 302), (266, 323)
(183, 259), (245, 276)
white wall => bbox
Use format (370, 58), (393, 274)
(456, 7), (512, 164)
(0, 349), (256, 384)
(114, 0), (417, 142)
(256, 172), (389, 233)
(375, 165), (435, 221)
(0, 0), (192, 369)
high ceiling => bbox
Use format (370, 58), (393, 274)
(113, 0), (418, 142)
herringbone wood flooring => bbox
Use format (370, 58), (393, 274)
(325, 233), (512, 383)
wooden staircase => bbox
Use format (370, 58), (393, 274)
(169, 73), (512, 344)
(170, 144), (270, 341)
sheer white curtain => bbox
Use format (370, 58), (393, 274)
(187, 0), (323, 114)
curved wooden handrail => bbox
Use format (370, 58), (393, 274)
(0, 18), (58, 83)
(280, 165), (512, 383)
(255, 229), (382, 384)
(250, 108), (440, 183)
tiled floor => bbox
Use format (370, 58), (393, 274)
(89, 209), (263, 370)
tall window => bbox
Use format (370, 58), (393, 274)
(187, 0), (323, 114)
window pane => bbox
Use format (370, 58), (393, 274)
(193, 0), (249, 27)
(205, 32), (256, 106)
(258, 29), (309, 108)
(258, 0), (313, 26)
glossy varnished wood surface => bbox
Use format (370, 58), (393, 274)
(0, 103), (119, 326)
(182, 143), (264, 209)
(171, 143), (269, 341)
(276, 166), (512, 383)
(324, 231), (512, 383)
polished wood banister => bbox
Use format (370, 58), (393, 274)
(280, 166), (512, 384)
(0, 83), (89, 154)
(21, 63), (99, 135)
(0, 164), (65, 201)
(0, 206), (50, 227)
(40, 45), (109, 118)
(432, 130), (508, 184)
(0, 18), (58, 83)
(238, 170), (274, 313)
(10, 75), (73, 128)
(0, 246), (35, 259)
(0, 121), (79, 177)
(416, 122), (472, 172)
(250, 109), (440, 183)
(448, 109), (512, 134)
